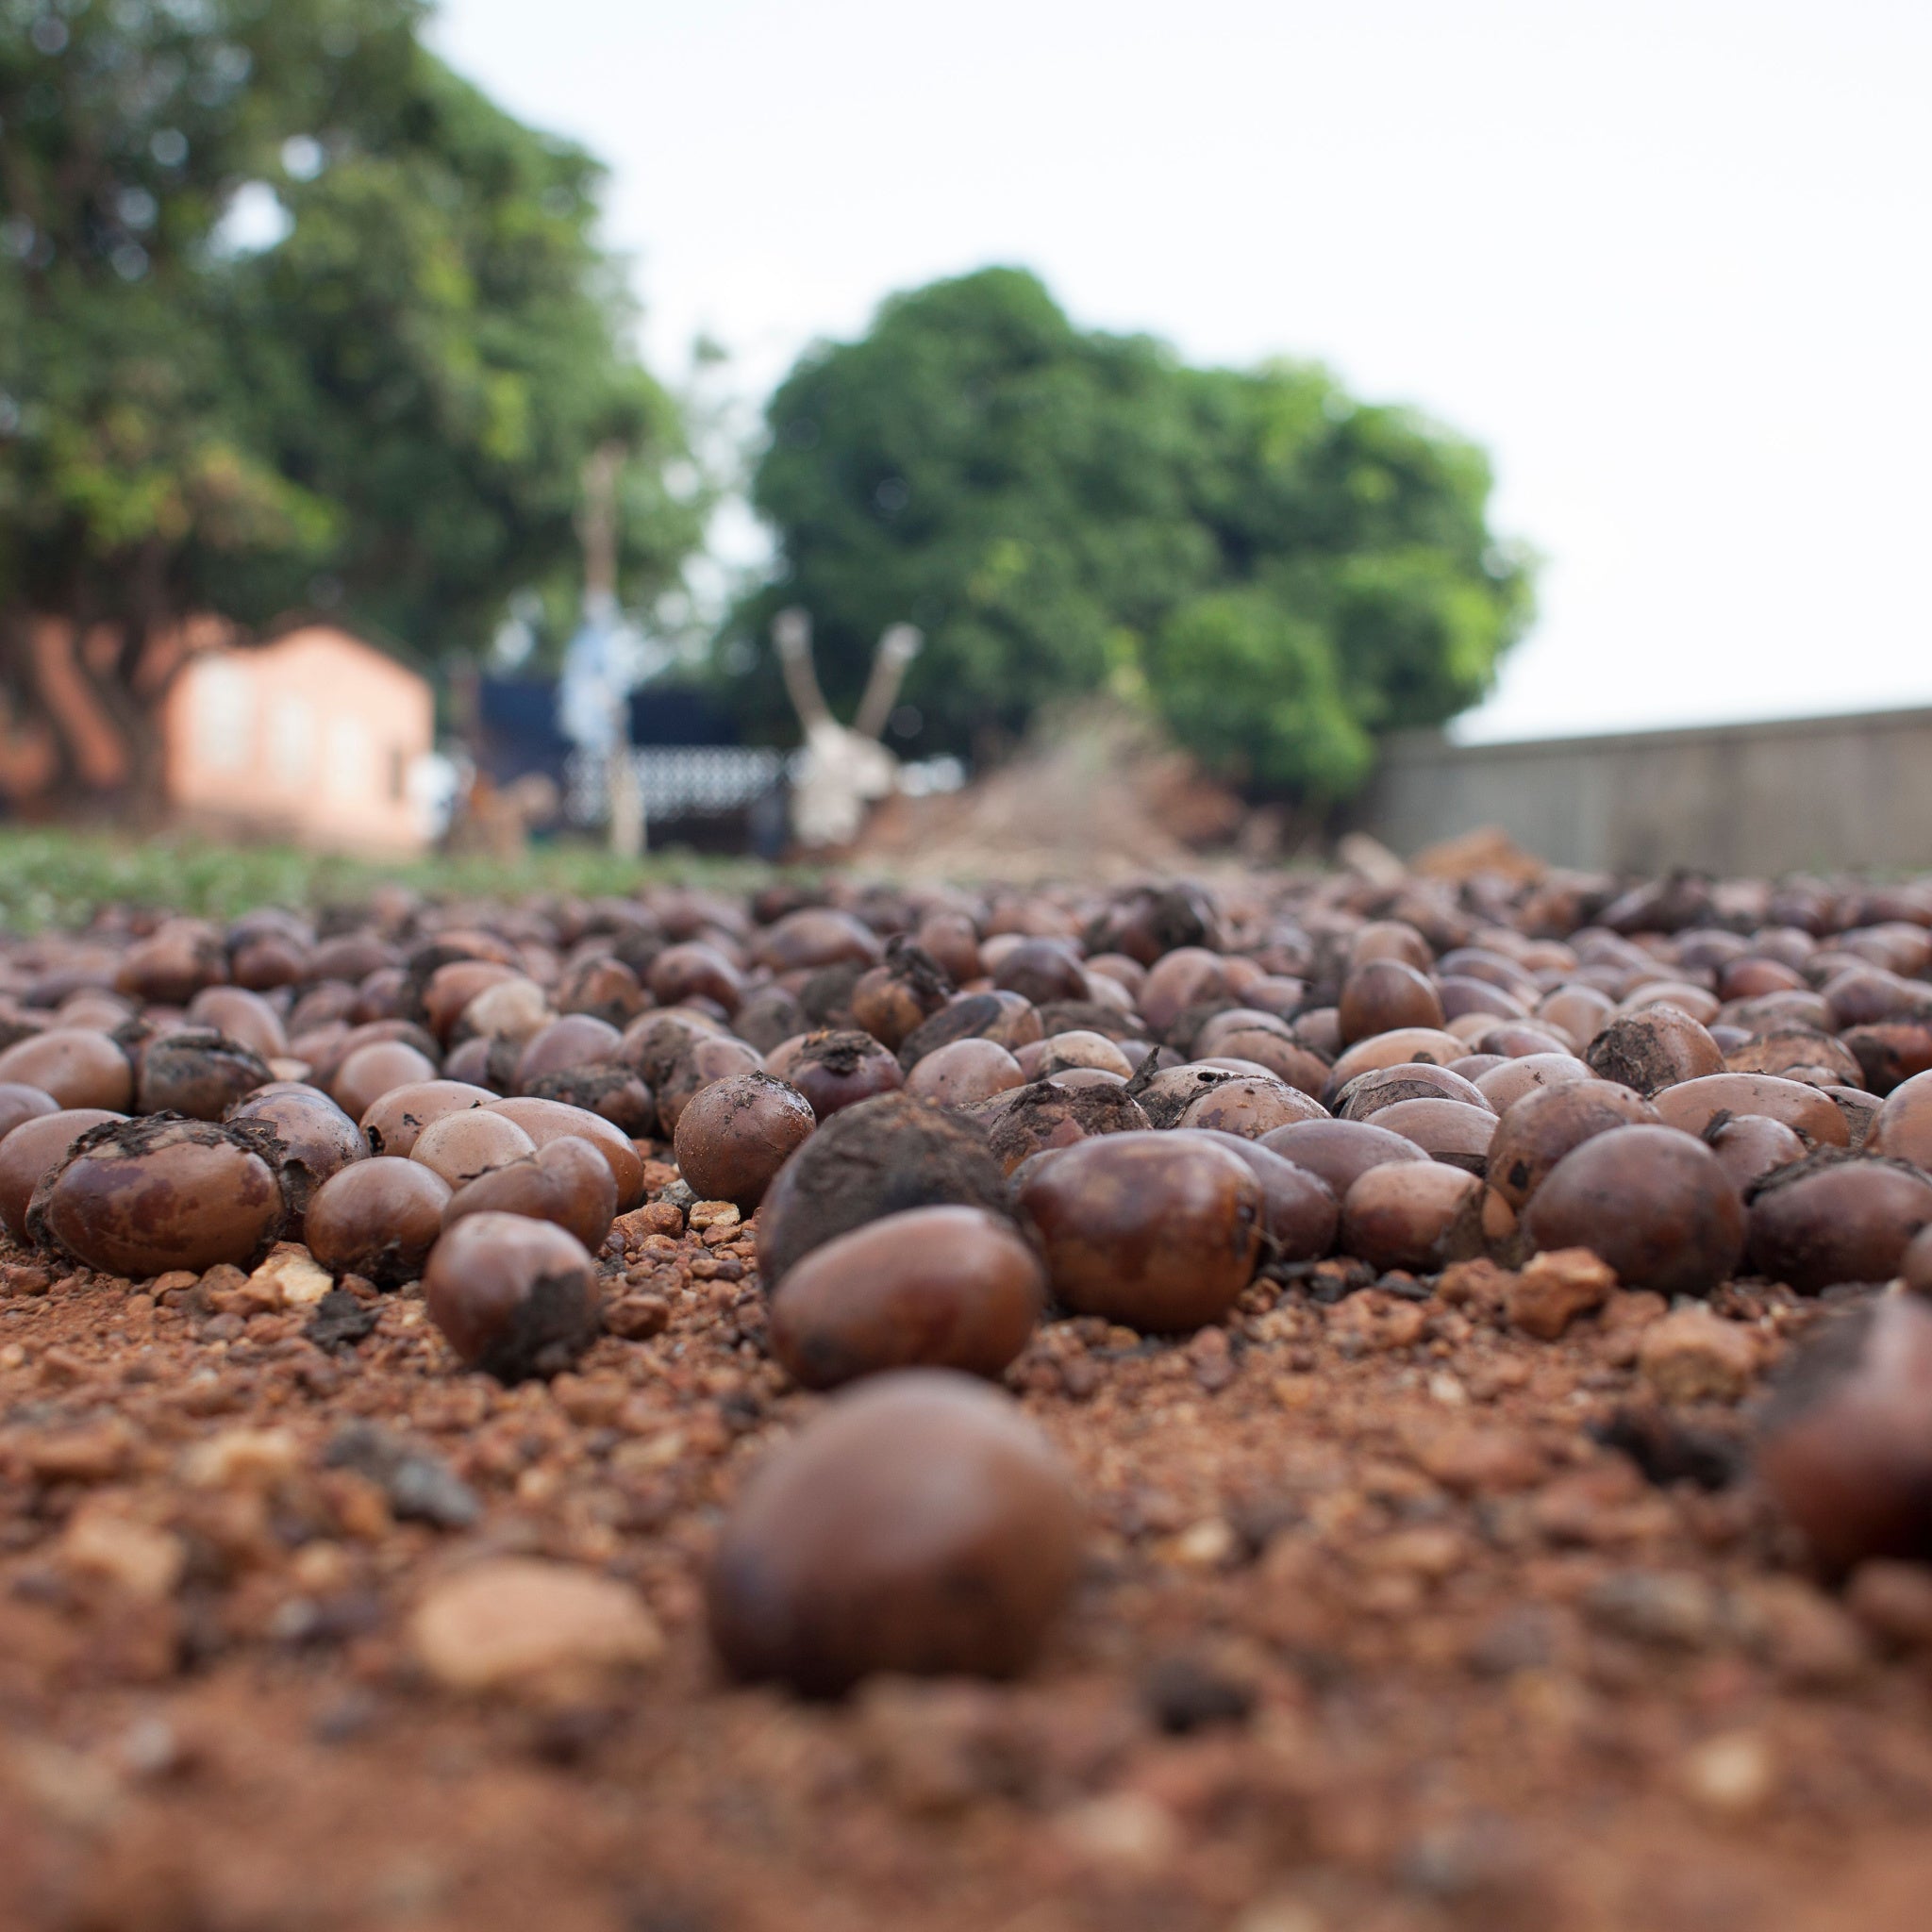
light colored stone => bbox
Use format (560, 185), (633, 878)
(1056, 1791), (1182, 1871)
(1507, 1248), (1616, 1340)
(410, 1557), (663, 1693)
(1415, 1425), (1543, 1495)
(1166, 1518), (1239, 1568)
(180, 1426), (302, 1491)
(1683, 1731), (1776, 1818)
(1639, 1307), (1758, 1403)
(18, 1421), (133, 1484)
(246, 1245), (333, 1309)
(58, 1504), (186, 1602)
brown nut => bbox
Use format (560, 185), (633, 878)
(423, 960), (519, 1042)
(755, 908), (882, 975)
(1486, 1080), (1661, 1209)
(1191, 1026), (1328, 1097)
(1369, 1097), (1498, 1174)
(706, 1370), (1082, 1694)
(647, 941), (744, 1013)
(672, 1071), (816, 1212)
(1705, 1113), (1807, 1193)
(519, 1063), (658, 1137)
(896, 991), (1042, 1070)
(1873, 1070), (1932, 1171)
(29, 1116), (285, 1277)
(359, 1079), (496, 1158)
(1904, 1224), (1932, 1293)
(1326, 1028), (1471, 1091)
(185, 986), (289, 1060)
(0, 1028), (134, 1112)
(992, 939), (1088, 1008)
(1339, 1161), (1484, 1273)
(409, 1108), (537, 1189)
(1257, 1118), (1430, 1200)
(903, 1037), (1026, 1108)
(1836, 1020), (1932, 1099)
(0, 1108), (125, 1241)
(0, 1083), (58, 1145)
(515, 1013), (625, 1089)
(983, 1081), (1152, 1175)
(757, 1093), (1013, 1288)
(1522, 1124), (1743, 1295)
(114, 923), (225, 1005)
(422, 1212), (601, 1381)
(1337, 1062), (1492, 1120)
(848, 941), (953, 1050)
(1181, 1130), (1339, 1261)
(1020, 1130), (1260, 1331)
(1743, 1153), (1932, 1292)
(1757, 1295), (1932, 1572)
(1348, 920), (1432, 973)
(227, 1086), (365, 1230)
(136, 1027), (272, 1120)
(1338, 959), (1446, 1044)
(331, 1040), (440, 1122)
(654, 1035), (767, 1136)
(1473, 1053), (1592, 1113)
(1586, 1007), (1725, 1095)
(768, 1206), (1045, 1388)
(1024, 1030), (1136, 1080)
(1175, 1075), (1325, 1140)
(554, 953), (650, 1029)
(485, 1096), (646, 1211)
(1652, 1073), (1851, 1148)
(442, 1135), (618, 1254)
(787, 1029), (906, 1121)
(305, 1156), (452, 1288)
(1724, 1027), (1863, 1088)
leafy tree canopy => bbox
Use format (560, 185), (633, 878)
(0, 0), (702, 795)
(727, 267), (1532, 798)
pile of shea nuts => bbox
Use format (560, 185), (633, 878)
(2, 866), (1931, 1694)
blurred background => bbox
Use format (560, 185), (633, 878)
(3, 0), (1929, 899)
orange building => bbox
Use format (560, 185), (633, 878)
(160, 624), (434, 854)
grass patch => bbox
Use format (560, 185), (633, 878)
(0, 829), (776, 933)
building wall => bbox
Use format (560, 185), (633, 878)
(1350, 708), (1932, 875)
(161, 626), (433, 854)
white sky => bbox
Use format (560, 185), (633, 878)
(428, 0), (1932, 742)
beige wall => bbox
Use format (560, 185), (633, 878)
(162, 626), (433, 854)
(1350, 708), (1932, 875)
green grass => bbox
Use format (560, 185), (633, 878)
(0, 828), (777, 933)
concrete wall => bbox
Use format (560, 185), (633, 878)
(1351, 707), (1932, 875)
(162, 625), (434, 854)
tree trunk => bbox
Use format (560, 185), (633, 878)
(0, 606), (235, 825)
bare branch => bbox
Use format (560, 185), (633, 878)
(852, 624), (923, 742)
(772, 606), (833, 732)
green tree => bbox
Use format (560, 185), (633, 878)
(0, 0), (702, 808)
(727, 267), (1532, 799)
